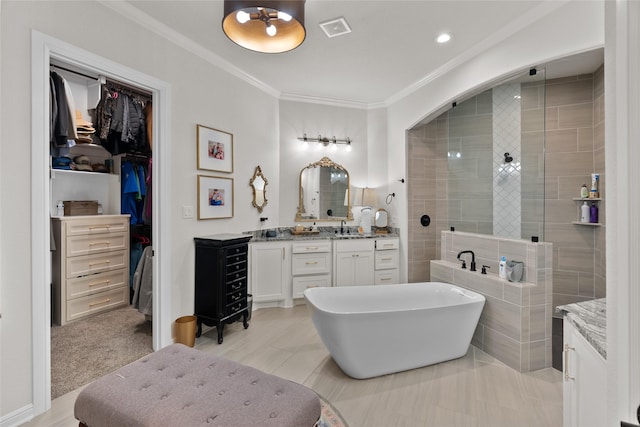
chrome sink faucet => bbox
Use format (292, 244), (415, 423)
(457, 250), (477, 272)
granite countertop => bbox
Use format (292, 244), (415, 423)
(247, 227), (399, 242)
(556, 298), (606, 360)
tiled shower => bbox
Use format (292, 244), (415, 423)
(407, 65), (606, 369)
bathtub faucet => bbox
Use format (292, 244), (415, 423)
(457, 250), (477, 272)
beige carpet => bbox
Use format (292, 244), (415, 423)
(51, 305), (153, 399)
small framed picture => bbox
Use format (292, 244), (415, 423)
(197, 175), (234, 220)
(197, 124), (233, 173)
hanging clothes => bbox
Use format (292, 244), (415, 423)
(132, 245), (153, 317)
(49, 71), (78, 147)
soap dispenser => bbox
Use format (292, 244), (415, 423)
(580, 201), (589, 223)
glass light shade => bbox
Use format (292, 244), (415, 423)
(222, 0), (306, 53)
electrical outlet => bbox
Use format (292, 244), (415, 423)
(182, 205), (194, 219)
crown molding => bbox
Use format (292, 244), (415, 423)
(279, 92), (379, 109)
(385, 0), (570, 106)
(97, 0), (280, 99)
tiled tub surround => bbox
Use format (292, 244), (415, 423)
(430, 231), (553, 372)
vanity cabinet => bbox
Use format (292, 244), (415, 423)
(194, 234), (252, 344)
(291, 240), (332, 298)
(374, 237), (399, 284)
(249, 241), (291, 304)
(563, 318), (606, 427)
(334, 239), (375, 286)
(52, 215), (130, 325)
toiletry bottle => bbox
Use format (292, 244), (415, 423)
(499, 256), (507, 279)
(581, 201), (589, 222)
(589, 202), (599, 223)
(580, 184), (588, 199)
(56, 201), (64, 217)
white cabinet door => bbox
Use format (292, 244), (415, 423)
(334, 239), (375, 286)
(249, 242), (290, 303)
(563, 319), (606, 427)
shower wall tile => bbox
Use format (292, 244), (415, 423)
(545, 78), (594, 106)
(545, 151), (594, 176)
(545, 129), (578, 152)
(578, 127), (595, 152)
(558, 103), (594, 128)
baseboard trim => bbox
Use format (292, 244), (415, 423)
(0, 403), (34, 427)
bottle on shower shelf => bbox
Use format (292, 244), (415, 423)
(499, 256), (507, 279)
(581, 201), (590, 223)
(590, 202), (599, 224)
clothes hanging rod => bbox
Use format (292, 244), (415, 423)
(50, 63), (100, 81)
(104, 78), (152, 99)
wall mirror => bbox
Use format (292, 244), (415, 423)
(249, 165), (268, 213)
(296, 157), (353, 222)
(374, 208), (389, 228)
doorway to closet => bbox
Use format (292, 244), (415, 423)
(31, 31), (172, 415)
(48, 62), (155, 399)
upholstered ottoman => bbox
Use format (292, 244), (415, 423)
(74, 344), (321, 427)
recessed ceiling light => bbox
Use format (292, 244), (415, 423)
(435, 33), (452, 44)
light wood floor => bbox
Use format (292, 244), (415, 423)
(26, 304), (563, 427)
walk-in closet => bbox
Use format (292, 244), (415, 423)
(48, 60), (154, 399)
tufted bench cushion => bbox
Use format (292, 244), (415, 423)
(74, 344), (321, 427)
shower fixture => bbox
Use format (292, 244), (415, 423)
(504, 152), (513, 163)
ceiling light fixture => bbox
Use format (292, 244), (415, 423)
(435, 33), (452, 44)
(222, 0), (306, 53)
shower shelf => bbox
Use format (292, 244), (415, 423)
(572, 198), (603, 226)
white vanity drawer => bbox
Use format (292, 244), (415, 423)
(63, 215), (130, 236)
(335, 239), (375, 253)
(66, 286), (129, 322)
(66, 268), (129, 300)
(375, 238), (399, 251)
(375, 269), (399, 285)
(292, 241), (331, 254)
(293, 275), (331, 299)
(375, 250), (399, 270)
(66, 250), (128, 278)
(66, 232), (128, 258)
(292, 253), (331, 275)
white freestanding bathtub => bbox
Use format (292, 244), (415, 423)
(304, 282), (485, 379)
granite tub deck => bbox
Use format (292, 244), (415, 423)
(556, 298), (606, 360)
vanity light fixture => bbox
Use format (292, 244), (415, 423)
(222, 0), (306, 53)
(298, 133), (352, 151)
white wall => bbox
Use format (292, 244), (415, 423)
(279, 100), (369, 228)
(0, 0), (608, 422)
(386, 0), (604, 278)
(0, 1), (278, 420)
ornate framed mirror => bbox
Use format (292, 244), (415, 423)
(296, 157), (353, 222)
(249, 165), (268, 213)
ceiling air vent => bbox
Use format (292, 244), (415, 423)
(319, 17), (351, 38)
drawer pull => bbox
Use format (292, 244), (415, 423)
(231, 294), (241, 301)
(306, 285), (319, 289)
(89, 260), (111, 267)
(382, 244), (394, 248)
(381, 257), (393, 261)
(380, 278), (392, 281)
(89, 241), (111, 247)
(231, 303), (242, 312)
(305, 261), (319, 265)
(231, 283), (242, 290)
(89, 279), (111, 287)
(89, 225), (111, 230)
(89, 298), (111, 307)
(563, 343), (575, 381)
(305, 246), (319, 250)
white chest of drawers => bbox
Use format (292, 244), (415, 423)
(52, 215), (130, 325)
(291, 240), (332, 298)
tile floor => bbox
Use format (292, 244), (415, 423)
(26, 304), (563, 427)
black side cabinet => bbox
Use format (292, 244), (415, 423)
(194, 234), (252, 344)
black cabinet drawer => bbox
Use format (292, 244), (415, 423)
(226, 277), (246, 293)
(226, 251), (247, 266)
(225, 299), (246, 315)
(225, 289), (245, 305)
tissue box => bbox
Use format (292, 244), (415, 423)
(63, 200), (98, 216)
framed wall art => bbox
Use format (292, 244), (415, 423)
(197, 124), (233, 173)
(197, 175), (234, 219)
